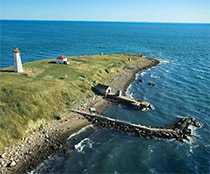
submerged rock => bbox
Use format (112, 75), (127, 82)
(139, 79), (143, 83)
(148, 81), (155, 86)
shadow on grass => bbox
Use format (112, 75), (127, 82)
(91, 86), (99, 95)
(0, 69), (16, 73)
(48, 61), (56, 64)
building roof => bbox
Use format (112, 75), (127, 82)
(57, 55), (66, 60)
(95, 84), (110, 89)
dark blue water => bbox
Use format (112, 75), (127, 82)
(1, 21), (210, 174)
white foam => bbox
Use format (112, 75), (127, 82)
(150, 74), (160, 79)
(74, 138), (94, 153)
(140, 71), (147, 77)
(126, 84), (132, 95)
(185, 125), (199, 145)
(135, 71), (141, 79)
(129, 92), (135, 99)
(158, 59), (170, 64)
(67, 125), (94, 140)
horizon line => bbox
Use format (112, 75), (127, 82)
(0, 18), (210, 24)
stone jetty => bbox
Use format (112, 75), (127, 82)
(72, 110), (201, 142)
(94, 84), (154, 111)
(106, 94), (154, 111)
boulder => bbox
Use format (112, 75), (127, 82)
(7, 160), (17, 168)
(148, 81), (155, 86)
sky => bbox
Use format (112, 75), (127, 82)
(0, 0), (210, 23)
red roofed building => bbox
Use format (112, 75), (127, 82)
(56, 55), (69, 64)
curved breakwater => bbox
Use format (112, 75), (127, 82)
(72, 110), (201, 142)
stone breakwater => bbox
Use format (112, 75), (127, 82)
(72, 110), (201, 142)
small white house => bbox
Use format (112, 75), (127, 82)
(56, 55), (69, 64)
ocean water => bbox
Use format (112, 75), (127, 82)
(1, 21), (210, 174)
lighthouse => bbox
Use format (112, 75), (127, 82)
(13, 48), (24, 73)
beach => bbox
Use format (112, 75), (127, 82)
(0, 54), (159, 174)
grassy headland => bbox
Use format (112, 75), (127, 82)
(0, 54), (157, 152)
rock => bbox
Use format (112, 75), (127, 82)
(1, 153), (6, 159)
(7, 161), (16, 167)
(139, 79), (143, 83)
(148, 81), (155, 86)
(0, 160), (6, 167)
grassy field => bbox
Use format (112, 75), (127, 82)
(0, 54), (148, 151)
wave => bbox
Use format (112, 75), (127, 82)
(158, 59), (170, 64)
(67, 125), (94, 140)
(150, 74), (160, 79)
(140, 71), (148, 77)
(74, 138), (94, 153)
(126, 84), (132, 95)
(128, 92), (135, 99)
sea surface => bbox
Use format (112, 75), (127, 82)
(1, 20), (210, 174)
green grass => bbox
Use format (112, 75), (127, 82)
(0, 54), (146, 151)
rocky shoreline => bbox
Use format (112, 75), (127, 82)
(0, 57), (159, 174)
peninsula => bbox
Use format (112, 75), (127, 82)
(0, 54), (159, 174)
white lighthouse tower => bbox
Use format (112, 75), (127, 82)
(13, 48), (24, 73)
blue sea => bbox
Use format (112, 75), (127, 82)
(0, 20), (210, 174)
